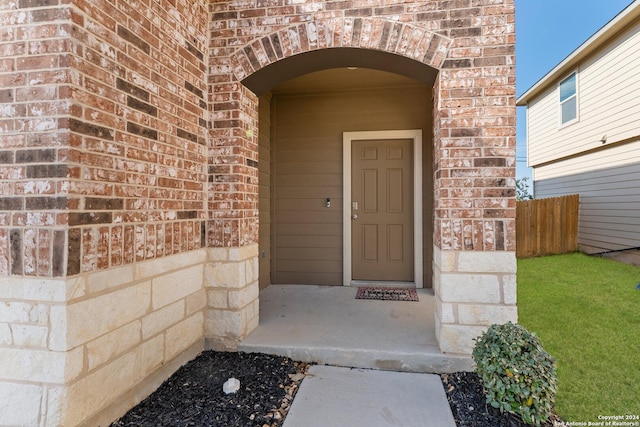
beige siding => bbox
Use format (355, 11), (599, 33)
(534, 139), (640, 253)
(258, 94), (272, 289)
(527, 20), (640, 167)
(271, 86), (433, 286)
(526, 86), (556, 165)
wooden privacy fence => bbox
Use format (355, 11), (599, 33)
(516, 194), (579, 258)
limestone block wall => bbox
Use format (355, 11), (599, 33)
(0, 250), (206, 426)
(205, 243), (260, 350)
(433, 247), (517, 354)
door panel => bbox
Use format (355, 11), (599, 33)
(387, 224), (404, 262)
(362, 224), (378, 262)
(352, 139), (413, 281)
(387, 168), (403, 212)
(362, 169), (378, 212)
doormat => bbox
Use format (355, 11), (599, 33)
(355, 287), (419, 302)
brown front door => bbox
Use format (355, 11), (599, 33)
(351, 139), (414, 282)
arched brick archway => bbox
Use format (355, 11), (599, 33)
(206, 17), (450, 248)
(227, 18), (451, 84)
(205, 11), (517, 356)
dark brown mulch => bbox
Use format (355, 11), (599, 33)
(111, 351), (308, 427)
(112, 351), (561, 427)
(441, 371), (562, 427)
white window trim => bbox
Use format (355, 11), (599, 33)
(558, 70), (579, 128)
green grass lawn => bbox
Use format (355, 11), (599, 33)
(517, 253), (640, 422)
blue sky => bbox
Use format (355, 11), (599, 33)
(515, 0), (634, 182)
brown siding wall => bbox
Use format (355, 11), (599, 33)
(258, 94), (272, 289)
(271, 85), (433, 286)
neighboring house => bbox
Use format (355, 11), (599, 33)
(517, 0), (640, 257)
(0, 1), (517, 425)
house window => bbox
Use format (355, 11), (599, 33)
(559, 72), (577, 125)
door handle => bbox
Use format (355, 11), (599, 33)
(352, 214), (358, 220)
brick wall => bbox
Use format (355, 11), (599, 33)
(436, 0), (517, 251)
(1, 0), (516, 276)
(0, 0), (70, 277)
(208, 0), (516, 253)
(0, 0), (209, 278)
(207, 81), (259, 247)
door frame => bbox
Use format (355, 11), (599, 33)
(343, 130), (423, 288)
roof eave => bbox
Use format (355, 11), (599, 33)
(516, 0), (640, 106)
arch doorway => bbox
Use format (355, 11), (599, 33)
(205, 14), (517, 358)
(223, 46), (453, 370)
(255, 66), (435, 289)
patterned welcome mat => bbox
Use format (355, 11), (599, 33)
(355, 287), (419, 302)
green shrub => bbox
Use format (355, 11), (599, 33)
(472, 322), (557, 425)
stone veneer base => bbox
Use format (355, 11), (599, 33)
(204, 244), (260, 351)
(0, 249), (209, 426)
(433, 247), (518, 354)
(80, 340), (203, 427)
(1, 243), (517, 425)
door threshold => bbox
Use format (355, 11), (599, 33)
(350, 280), (416, 289)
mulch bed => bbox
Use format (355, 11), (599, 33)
(441, 371), (562, 427)
(111, 352), (309, 427)
(112, 351), (561, 427)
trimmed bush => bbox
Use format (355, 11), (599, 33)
(472, 322), (557, 425)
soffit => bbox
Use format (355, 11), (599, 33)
(242, 48), (437, 96)
(271, 68), (425, 95)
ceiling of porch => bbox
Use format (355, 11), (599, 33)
(271, 67), (426, 95)
(243, 48), (437, 95)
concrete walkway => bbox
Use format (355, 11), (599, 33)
(283, 365), (456, 427)
(240, 285), (467, 427)
(239, 285), (472, 373)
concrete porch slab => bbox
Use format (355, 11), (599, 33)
(238, 285), (473, 373)
(283, 365), (456, 427)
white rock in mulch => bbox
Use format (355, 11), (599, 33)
(223, 377), (240, 394)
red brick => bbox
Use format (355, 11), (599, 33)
(0, 0), (516, 278)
